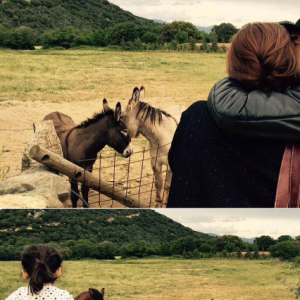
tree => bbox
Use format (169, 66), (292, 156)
(225, 242), (236, 253)
(68, 239), (95, 259)
(254, 235), (276, 251)
(174, 30), (188, 44)
(221, 249), (228, 258)
(199, 243), (212, 253)
(199, 34), (208, 52)
(93, 29), (107, 47)
(277, 235), (293, 243)
(171, 237), (198, 255)
(209, 31), (218, 53)
(244, 246), (252, 259)
(13, 26), (37, 49)
(141, 31), (157, 44)
(269, 241), (300, 261)
(105, 22), (139, 45)
(72, 31), (93, 47)
(253, 244), (259, 259)
(0, 25), (37, 49)
(41, 26), (76, 49)
(159, 21), (200, 44)
(211, 23), (238, 43)
(189, 37), (196, 51)
(212, 235), (245, 253)
(121, 240), (149, 258)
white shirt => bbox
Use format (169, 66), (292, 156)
(5, 285), (74, 300)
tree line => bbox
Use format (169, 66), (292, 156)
(1, 233), (299, 262)
(0, 21), (237, 51)
(0, 0), (238, 51)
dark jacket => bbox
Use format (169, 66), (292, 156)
(167, 101), (286, 208)
(207, 77), (300, 141)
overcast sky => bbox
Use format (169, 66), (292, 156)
(154, 209), (300, 239)
(108, 0), (299, 28)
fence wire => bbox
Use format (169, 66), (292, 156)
(73, 144), (171, 208)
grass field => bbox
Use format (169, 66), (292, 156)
(1, 258), (299, 300)
(0, 48), (226, 104)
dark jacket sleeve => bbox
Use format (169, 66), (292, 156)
(168, 108), (187, 173)
(207, 77), (300, 141)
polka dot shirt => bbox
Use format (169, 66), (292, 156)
(5, 285), (74, 300)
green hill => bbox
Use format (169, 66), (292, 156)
(0, 0), (156, 33)
(0, 209), (213, 249)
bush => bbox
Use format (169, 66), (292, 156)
(41, 27), (76, 49)
(294, 256), (300, 267)
(269, 241), (300, 261)
(0, 25), (37, 50)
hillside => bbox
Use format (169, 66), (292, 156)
(197, 25), (213, 34)
(0, 0), (156, 33)
(0, 209), (213, 247)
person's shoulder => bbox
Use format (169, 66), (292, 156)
(182, 100), (210, 121)
(5, 287), (28, 300)
(50, 286), (73, 299)
(184, 100), (207, 114)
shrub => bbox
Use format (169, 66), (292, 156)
(269, 241), (300, 261)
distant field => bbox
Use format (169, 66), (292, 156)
(0, 48), (226, 104)
(1, 258), (299, 300)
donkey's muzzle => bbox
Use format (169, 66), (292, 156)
(122, 143), (133, 158)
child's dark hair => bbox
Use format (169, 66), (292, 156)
(21, 244), (62, 295)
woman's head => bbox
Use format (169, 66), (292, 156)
(21, 244), (62, 295)
(226, 22), (299, 92)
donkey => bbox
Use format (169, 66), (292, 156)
(121, 86), (178, 207)
(75, 287), (105, 300)
(43, 99), (132, 208)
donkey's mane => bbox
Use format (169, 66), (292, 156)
(75, 109), (114, 129)
(136, 101), (173, 125)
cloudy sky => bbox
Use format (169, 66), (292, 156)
(108, 0), (298, 28)
(154, 209), (300, 239)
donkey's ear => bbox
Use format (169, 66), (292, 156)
(115, 102), (122, 121)
(88, 289), (93, 297)
(140, 86), (145, 100)
(103, 98), (111, 113)
(131, 87), (140, 103)
(101, 287), (105, 296)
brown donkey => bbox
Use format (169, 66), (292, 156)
(44, 99), (132, 208)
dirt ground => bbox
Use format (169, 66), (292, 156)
(0, 98), (185, 208)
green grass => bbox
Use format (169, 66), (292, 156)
(1, 258), (299, 300)
(0, 49), (226, 106)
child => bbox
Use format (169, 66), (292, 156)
(5, 244), (73, 300)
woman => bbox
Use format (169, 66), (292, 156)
(167, 22), (299, 207)
(207, 20), (300, 141)
(5, 244), (73, 300)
